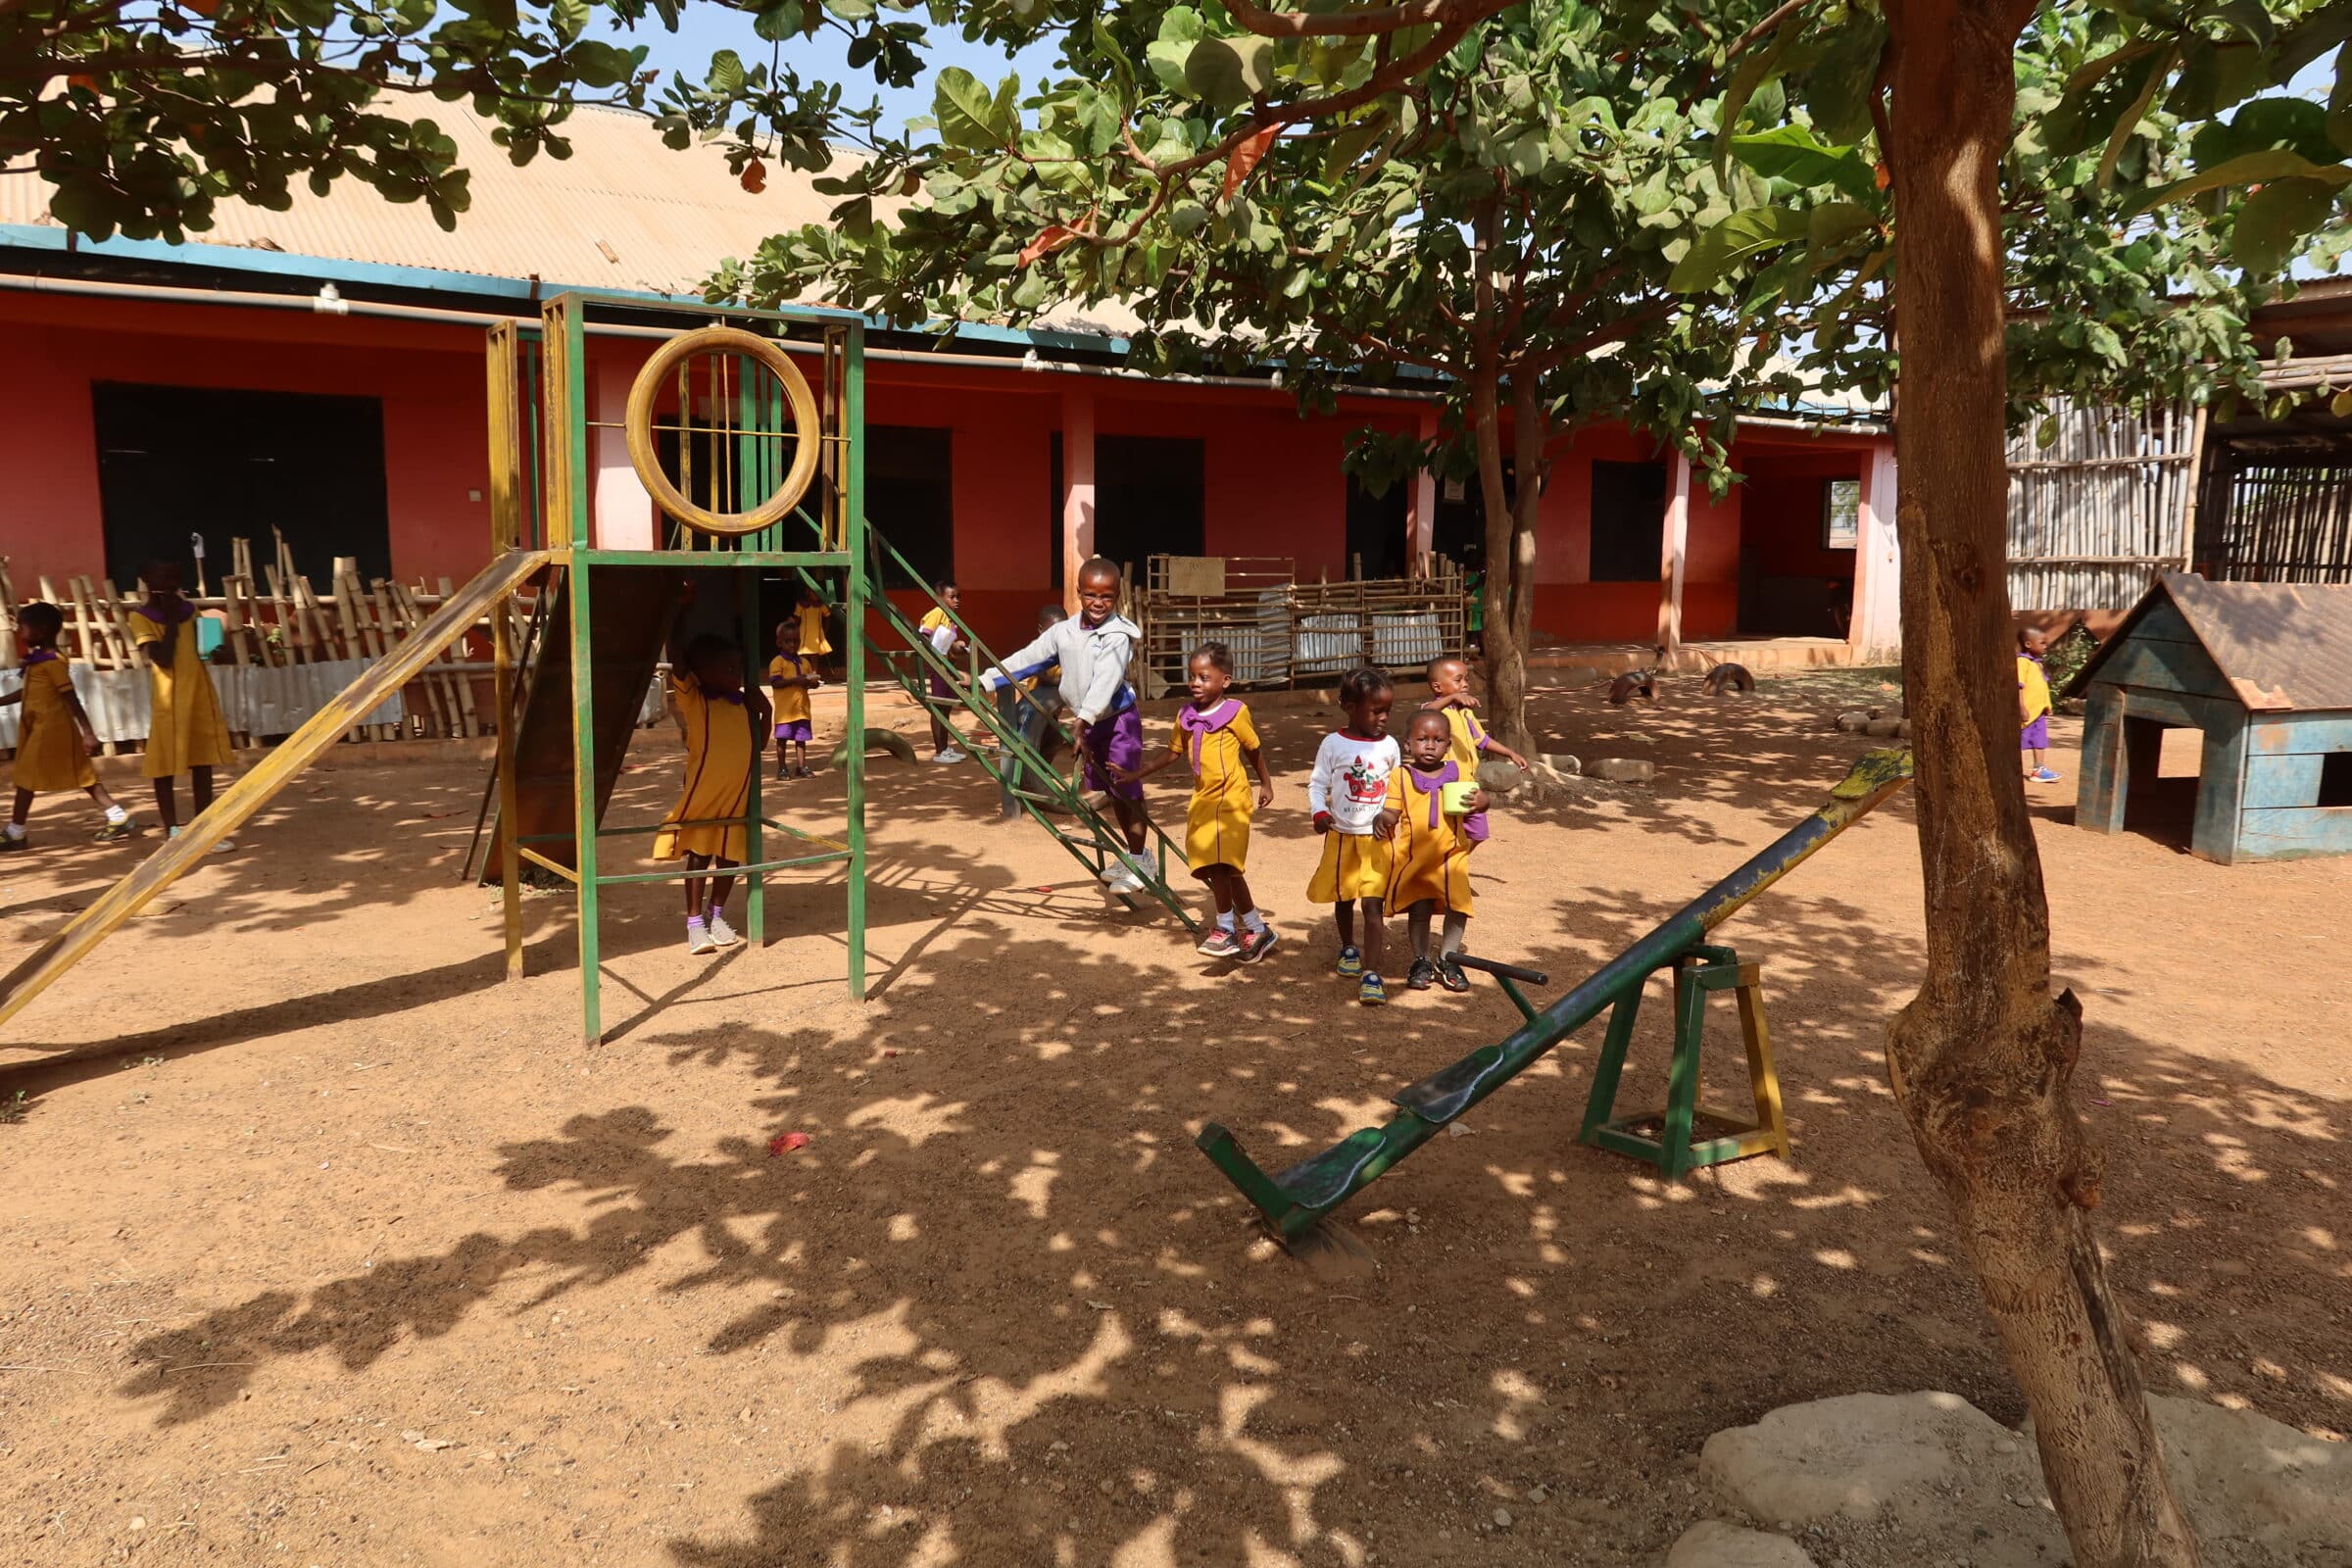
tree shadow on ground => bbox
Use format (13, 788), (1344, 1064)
(105, 834), (2348, 1565)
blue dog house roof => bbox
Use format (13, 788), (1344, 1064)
(2079, 573), (2352, 712)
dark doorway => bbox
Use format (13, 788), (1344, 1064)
(1432, 464), (1512, 570)
(865, 425), (954, 589)
(2122, 716), (2204, 848)
(1346, 473), (1407, 579)
(1590, 460), (1667, 582)
(1095, 435), (1204, 574)
(93, 382), (391, 586)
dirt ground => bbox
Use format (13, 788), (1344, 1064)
(1, 673), (2345, 1567)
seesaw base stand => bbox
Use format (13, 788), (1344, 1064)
(1577, 943), (1791, 1180)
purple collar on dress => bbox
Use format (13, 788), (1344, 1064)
(138, 597), (195, 625)
(1177, 698), (1242, 773)
(1406, 760), (1460, 826)
(22, 648), (59, 666)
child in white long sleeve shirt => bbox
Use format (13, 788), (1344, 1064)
(1306, 665), (1400, 1004)
(979, 558), (1156, 893)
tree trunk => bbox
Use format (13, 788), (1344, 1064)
(1880, 4), (2199, 1564)
(1468, 361), (1533, 756)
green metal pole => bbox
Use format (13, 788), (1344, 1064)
(557, 297), (602, 1045)
(843, 321), (869, 1000)
(1196, 748), (1915, 1238)
(739, 552), (765, 945)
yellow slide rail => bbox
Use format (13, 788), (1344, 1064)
(0, 548), (551, 1037)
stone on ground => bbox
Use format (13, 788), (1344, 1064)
(1664, 1519), (1818, 1567)
(1588, 757), (1655, 783)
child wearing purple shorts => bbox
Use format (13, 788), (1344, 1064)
(980, 558), (1156, 894)
(2019, 627), (2058, 784)
(767, 624), (821, 780)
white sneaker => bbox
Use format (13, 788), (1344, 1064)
(706, 911), (743, 949)
(933, 747), (967, 764)
(211, 839), (236, 854)
(1103, 864), (1146, 895)
(686, 923), (717, 956)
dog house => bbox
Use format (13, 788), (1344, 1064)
(2076, 574), (2352, 862)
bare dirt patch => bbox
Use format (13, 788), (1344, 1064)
(1, 679), (2343, 1566)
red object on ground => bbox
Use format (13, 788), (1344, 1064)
(768, 1132), (810, 1156)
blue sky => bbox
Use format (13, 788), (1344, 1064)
(609, 10), (1060, 141)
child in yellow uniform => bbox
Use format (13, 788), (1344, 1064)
(1307, 665), (1400, 1004)
(129, 558), (234, 849)
(654, 588), (768, 955)
(794, 584), (834, 663)
(2019, 626), (2059, 784)
(1381, 710), (1488, 993)
(1422, 655), (1528, 849)
(1, 602), (135, 850)
(1115, 642), (1277, 964)
(767, 620), (821, 781)
(917, 582), (967, 763)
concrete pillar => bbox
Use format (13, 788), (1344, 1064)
(590, 354), (656, 551)
(1657, 451), (1691, 657)
(1407, 407), (1439, 567)
(1060, 386), (1096, 613)
(1848, 440), (1902, 662)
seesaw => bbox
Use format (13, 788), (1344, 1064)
(1196, 749), (1913, 1242)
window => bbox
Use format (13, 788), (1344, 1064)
(866, 425), (954, 589)
(93, 382), (391, 585)
(1346, 472), (1407, 580)
(2321, 752), (2352, 808)
(1589, 460), (1666, 582)
(1823, 477), (1862, 551)
(1048, 433), (1207, 587)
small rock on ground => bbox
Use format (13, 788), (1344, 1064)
(1665, 1520), (1818, 1568)
(1588, 757), (1655, 783)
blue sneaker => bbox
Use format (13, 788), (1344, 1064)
(1358, 972), (1388, 1006)
(1336, 945), (1362, 978)
(2030, 767), (2062, 784)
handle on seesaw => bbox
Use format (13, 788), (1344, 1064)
(1446, 953), (1548, 1021)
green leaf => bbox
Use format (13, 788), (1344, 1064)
(1667, 207), (1811, 292)
(1185, 36), (1274, 112)
(550, 0), (589, 44)
(1728, 126), (1877, 202)
(2230, 175), (2340, 275)
(753, 3), (806, 43)
(1712, 28), (1792, 174)
(2128, 149), (2352, 217)
(1091, 18), (1135, 99)
(707, 49), (746, 97)
(1804, 17), (1888, 146)
(2035, 415), (2060, 450)
(1806, 201), (1876, 253)
(2096, 44), (2172, 189)
(1148, 7), (1205, 94)
(2193, 97), (2342, 171)
(934, 67), (1006, 150)
(1168, 200), (1209, 236)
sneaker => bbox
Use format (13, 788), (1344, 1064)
(2031, 767), (2062, 783)
(1199, 928), (1243, 959)
(933, 747), (968, 765)
(686, 923), (717, 956)
(211, 839), (237, 854)
(0, 833), (25, 854)
(1236, 925), (1279, 964)
(1336, 945), (1362, 978)
(1358, 973), (1388, 1006)
(93, 819), (136, 843)
(1407, 957), (1438, 991)
(1437, 957), (1471, 994)
(1103, 865), (1146, 895)
(706, 911), (744, 949)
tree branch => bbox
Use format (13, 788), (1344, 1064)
(1223, 0), (1520, 40)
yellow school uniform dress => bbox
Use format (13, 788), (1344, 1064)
(1384, 762), (1474, 914)
(1441, 706), (1487, 771)
(795, 603), (832, 657)
(1173, 699), (1258, 878)
(128, 602), (232, 779)
(2017, 654), (2052, 724)
(13, 651), (96, 794)
(652, 673), (754, 861)
(766, 654), (813, 728)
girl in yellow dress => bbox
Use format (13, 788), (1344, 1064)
(1114, 643), (1277, 964)
(2, 602), (135, 850)
(1307, 665), (1400, 1004)
(653, 589), (768, 956)
(794, 584), (834, 666)
(1422, 655), (1529, 849)
(1379, 710), (1488, 994)
(130, 558), (234, 848)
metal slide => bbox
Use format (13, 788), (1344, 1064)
(1196, 749), (1915, 1239)
(0, 549), (551, 1036)
(862, 530), (1199, 932)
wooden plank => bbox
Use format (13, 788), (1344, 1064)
(2233, 806), (2352, 859)
(2091, 635), (2224, 699)
(0, 559), (17, 671)
(2244, 752), (2324, 809)
(2250, 715), (2352, 755)
(2076, 692), (2128, 832)
(0, 549), (551, 1036)
(2097, 682), (2235, 731)
(2190, 711), (2250, 865)
(2133, 598), (2198, 645)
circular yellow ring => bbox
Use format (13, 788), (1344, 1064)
(624, 325), (822, 539)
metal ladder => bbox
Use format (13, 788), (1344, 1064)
(860, 530), (1198, 932)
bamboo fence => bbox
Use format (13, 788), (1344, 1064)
(0, 530), (518, 752)
(1132, 554), (1470, 696)
(2202, 460), (2352, 583)
(2003, 398), (2201, 612)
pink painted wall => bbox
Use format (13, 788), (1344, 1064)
(0, 294), (489, 590)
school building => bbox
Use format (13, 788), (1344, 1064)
(0, 104), (1901, 666)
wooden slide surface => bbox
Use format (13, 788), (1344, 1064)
(0, 548), (551, 1038)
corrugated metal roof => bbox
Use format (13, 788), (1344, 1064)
(2087, 572), (2352, 711)
(0, 103), (842, 297)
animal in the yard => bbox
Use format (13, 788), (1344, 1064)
(1703, 663), (1755, 696)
